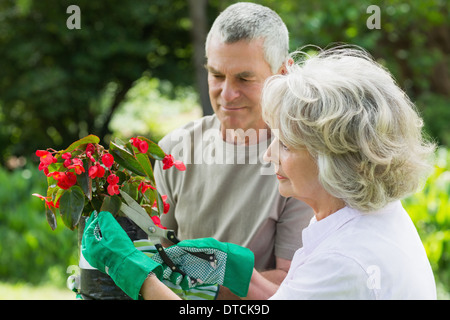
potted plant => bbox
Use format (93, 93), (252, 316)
(33, 134), (185, 299)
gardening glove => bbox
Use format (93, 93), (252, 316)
(81, 211), (163, 300)
(151, 237), (254, 297)
(134, 239), (219, 300)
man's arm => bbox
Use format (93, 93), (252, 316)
(245, 268), (280, 300)
(259, 257), (290, 284)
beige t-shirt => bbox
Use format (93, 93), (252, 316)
(154, 115), (313, 270)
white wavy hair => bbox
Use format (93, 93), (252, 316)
(262, 45), (436, 212)
(205, 2), (289, 74)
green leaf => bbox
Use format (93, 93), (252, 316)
(145, 188), (157, 212)
(59, 185), (85, 230)
(77, 161), (92, 200)
(135, 152), (155, 183)
(121, 180), (139, 200)
(100, 195), (122, 217)
(47, 161), (64, 175)
(54, 187), (65, 204)
(60, 135), (100, 154)
(155, 190), (164, 216)
(137, 136), (166, 161)
(45, 206), (57, 231)
(46, 183), (58, 200)
(109, 140), (146, 176)
(90, 197), (103, 213)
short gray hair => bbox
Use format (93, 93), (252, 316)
(262, 45), (436, 212)
(205, 2), (289, 74)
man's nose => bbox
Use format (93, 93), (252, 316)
(221, 79), (240, 102)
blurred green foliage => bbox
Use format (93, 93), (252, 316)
(0, 0), (195, 164)
(0, 0), (448, 167)
(110, 77), (202, 142)
(0, 164), (78, 287)
(402, 147), (450, 296)
(256, 0), (449, 145)
(0, 0), (448, 296)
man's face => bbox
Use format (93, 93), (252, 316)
(206, 37), (273, 135)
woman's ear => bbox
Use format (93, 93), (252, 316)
(277, 58), (294, 75)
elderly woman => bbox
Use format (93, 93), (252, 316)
(253, 46), (437, 299)
(83, 46), (436, 300)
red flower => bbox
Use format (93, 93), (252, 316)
(152, 194), (170, 214)
(62, 152), (72, 160)
(88, 166), (96, 178)
(162, 154), (186, 171)
(36, 150), (56, 165)
(101, 153), (114, 168)
(49, 171), (77, 190)
(161, 195), (170, 214)
(138, 140), (148, 153)
(85, 143), (95, 154)
(130, 137), (148, 154)
(138, 181), (156, 194)
(62, 152), (73, 168)
(32, 193), (60, 209)
(107, 174), (119, 185)
(36, 150), (57, 174)
(85, 144), (96, 162)
(88, 163), (105, 179)
(130, 137), (140, 148)
(96, 164), (105, 178)
(107, 183), (120, 196)
(63, 159), (71, 168)
(150, 215), (167, 229)
(67, 158), (85, 175)
(106, 174), (120, 196)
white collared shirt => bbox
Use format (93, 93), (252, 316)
(270, 201), (436, 299)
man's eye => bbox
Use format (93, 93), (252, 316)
(240, 77), (255, 82)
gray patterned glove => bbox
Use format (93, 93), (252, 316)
(151, 238), (254, 297)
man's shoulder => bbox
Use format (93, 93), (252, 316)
(158, 115), (218, 150)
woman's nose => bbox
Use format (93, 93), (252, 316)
(264, 138), (279, 165)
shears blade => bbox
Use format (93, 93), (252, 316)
(119, 190), (179, 243)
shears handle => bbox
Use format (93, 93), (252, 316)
(166, 230), (180, 244)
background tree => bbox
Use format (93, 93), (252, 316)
(0, 0), (195, 165)
(0, 0), (449, 297)
(260, 0), (449, 144)
(0, 0), (448, 167)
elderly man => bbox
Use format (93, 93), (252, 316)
(153, 2), (313, 299)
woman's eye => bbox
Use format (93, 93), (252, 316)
(280, 141), (289, 151)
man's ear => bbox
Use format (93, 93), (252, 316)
(277, 58), (294, 75)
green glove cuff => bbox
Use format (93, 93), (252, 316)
(222, 242), (254, 297)
(177, 238), (255, 297)
(82, 211), (164, 300)
(111, 250), (163, 300)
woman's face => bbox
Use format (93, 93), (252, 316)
(263, 136), (322, 203)
(264, 135), (346, 218)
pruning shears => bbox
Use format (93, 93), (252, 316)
(119, 190), (180, 244)
(118, 191), (217, 273)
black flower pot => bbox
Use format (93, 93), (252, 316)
(77, 215), (148, 300)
